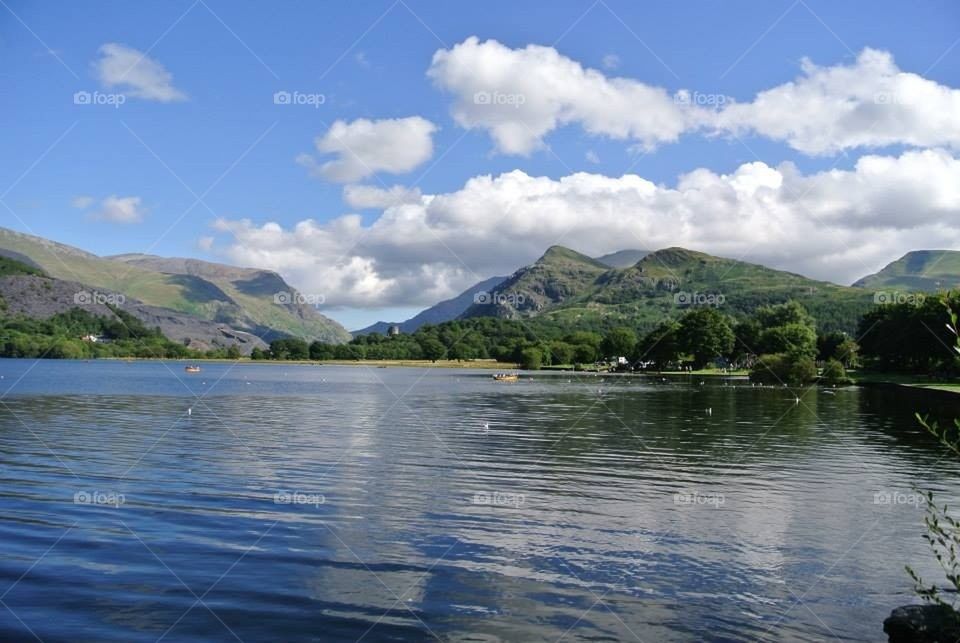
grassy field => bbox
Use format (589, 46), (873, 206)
(852, 371), (960, 394)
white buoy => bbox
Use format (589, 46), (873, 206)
(187, 408), (192, 416)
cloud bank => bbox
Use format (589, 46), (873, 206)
(211, 148), (960, 308)
(428, 38), (960, 156)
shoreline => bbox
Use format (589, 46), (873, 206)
(14, 358), (960, 394)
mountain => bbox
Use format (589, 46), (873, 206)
(853, 250), (960, 291)
(0, 257), (266, 353)
(0, 227), (349, 344)
(460, 245), (875, 333)
(594, 249), (649, 268)
(108, 254), (350, 343)
(355, 275), (507, 335)
(459, 245), (616, 319)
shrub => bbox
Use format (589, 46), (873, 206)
(820, 359), (852, 385)
(749, 352), (817, 384)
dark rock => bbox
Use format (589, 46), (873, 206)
(884, 604), (960, 642)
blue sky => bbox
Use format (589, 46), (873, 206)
(3, 1), (960, 329)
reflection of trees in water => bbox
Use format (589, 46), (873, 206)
(855, 385), (960, 464)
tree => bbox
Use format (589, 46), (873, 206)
(677, 308), (734, 369)
(269, 338), (309, 360)
(250, 347), (266, 360)
(820, 358), (851, 385)
(419, 337), (446, 361)
(639, 320), (681, 370)
(835, 337), (860, 369)
(548, 341), (575, 366)
(907, 305), (960, 618)
(601, 327), (637, 360)
(225, 345), (242, 360)
(760, 322), (818, 358)
(749, 353), (817, 384)
(520, 347), (543, 370)
(309, 341), (335, 360)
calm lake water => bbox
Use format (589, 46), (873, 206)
(1, 360), (959, 642)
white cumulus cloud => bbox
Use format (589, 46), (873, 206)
(428, 38), (960, 157)
(298, 117), (437, 182)
(209, 149), (960, 309)
(94, 43), (187, 102)
(428, 36), (705, 155)
(93, 195), (145, 224)
(713, 48), (960, 155)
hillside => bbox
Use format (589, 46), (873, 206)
(108, 254), (350, 343)
(355, 275), (507, 335)
(594, 248), (649, 268)
(461, 245), (875, 334)
(853, 250), (960, 292)
(0, 258), (266, 353)
(0, 228), (349, 343)
(460, 246), (610, 318)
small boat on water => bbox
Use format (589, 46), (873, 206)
(492, 372), (519, 382)
(184, 366), (201, 373)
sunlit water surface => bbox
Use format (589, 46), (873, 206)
(1, 360), (959, 642)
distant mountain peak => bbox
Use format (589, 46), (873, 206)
(594, 249), (649, 269)
(536, 245), (608, 269)
(854, 249), (960, 291)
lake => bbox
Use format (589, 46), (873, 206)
(1, 360), (958, 642)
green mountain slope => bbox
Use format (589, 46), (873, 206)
(853, 250), (960, 292)
(0, 228), (349, 343)
(594, 248), (649, 268)
(462, 245), (875, 334)
(460, 245), (609, 318)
